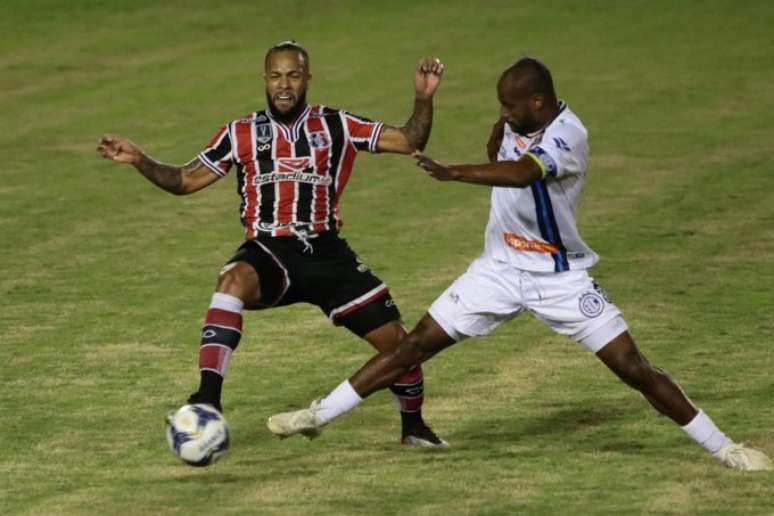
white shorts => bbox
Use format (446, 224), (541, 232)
(428, 256), (628, 353)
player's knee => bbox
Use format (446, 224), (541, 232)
(216, 262), (259, 300)
(392, 332), (431, 368)
(614, 351), (653, 392)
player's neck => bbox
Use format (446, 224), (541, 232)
(529, 101), (561, 136)
(268, 102), (309, 126)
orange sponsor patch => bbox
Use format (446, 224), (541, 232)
(503, 233), (559, 254)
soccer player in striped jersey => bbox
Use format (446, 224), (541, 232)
(266, 58), (772, 470)
(97, 41), (447, 447)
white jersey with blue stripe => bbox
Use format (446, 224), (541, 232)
(482, 102), (599, 272)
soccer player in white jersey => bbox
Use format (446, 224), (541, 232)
(267, 57), (772, 470)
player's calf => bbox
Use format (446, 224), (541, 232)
(189, 292), (244, 411)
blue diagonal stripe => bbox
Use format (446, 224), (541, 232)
(530, 180), (569, 272)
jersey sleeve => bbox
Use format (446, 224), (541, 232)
(197, 124), (234, 177)
(342, 112), (384, 153)
(526, 123), (588, 179)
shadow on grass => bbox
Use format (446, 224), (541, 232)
(452, 398), (646, 452)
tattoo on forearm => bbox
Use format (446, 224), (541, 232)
(401, 98), (433, 151)
(134, 154), (186, 194)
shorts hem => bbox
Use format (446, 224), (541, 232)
(428, 306), (467, 342)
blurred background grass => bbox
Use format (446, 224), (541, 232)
(1, 1), (773, 514)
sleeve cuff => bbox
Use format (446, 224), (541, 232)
(369, 122), (384, 153)
(197, 153), (228, 177)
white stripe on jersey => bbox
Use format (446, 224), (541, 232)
(250, 114), (260, 232)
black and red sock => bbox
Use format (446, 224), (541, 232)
(195, 293), (243, 410)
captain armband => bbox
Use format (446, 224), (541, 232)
(526, 146), (559, 178)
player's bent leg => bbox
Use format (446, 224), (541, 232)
(595, 330), (697, 425)
(267, 314), (456, 441)
(595, 329), (772, 471)
(362, 319), (449, 448)
(352, 314), (456, 397)
(188, 262), (262, 413)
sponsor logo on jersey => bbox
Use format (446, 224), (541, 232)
(449, 291), (460, 304)
(277, 157), (312, 170)
(579, 291), (605, 318)
(503, 233), (559, 254)
(254, 157), (330, 185)
(254, 171), (332, 186)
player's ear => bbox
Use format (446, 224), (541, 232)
(531, 94), (543, 111)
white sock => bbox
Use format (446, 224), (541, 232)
(317, 380), (363, 424)
(681, 409), (732, 457)
(211, 292), (244, 313)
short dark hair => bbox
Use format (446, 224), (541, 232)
(500, 57), (556, 100)
(264, 40), (310, 71)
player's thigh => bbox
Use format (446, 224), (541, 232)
(314, 241), (403, 339)
(219, 240), (291, 309)
(428, 256), (524, 342)
(528, 270), (628, 352)
(362, 319), (407, 353)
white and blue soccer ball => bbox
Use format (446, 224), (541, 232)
(166, 404), (230, 467)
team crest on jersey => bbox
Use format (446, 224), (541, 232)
(310, 131), (331, 149)
(256, 123), (273, 144)
(578, 291), (605, 318)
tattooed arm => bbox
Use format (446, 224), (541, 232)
(376, 58), (444, 154)
(97, 134), (219, 195)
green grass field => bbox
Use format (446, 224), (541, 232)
(2, 1), (773, 514)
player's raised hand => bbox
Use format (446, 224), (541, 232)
(412, 151), (455, 181)
(486, 117), (506, 162)
(97, 134), (143, 165)
(414, 57), (444, 100)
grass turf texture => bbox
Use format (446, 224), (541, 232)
(2, 0), (773, 514)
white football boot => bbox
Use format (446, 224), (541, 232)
(716, 443), (773, 471)
(267, 399), (325, 440)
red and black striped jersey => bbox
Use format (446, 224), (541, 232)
(197, 105), (383, 238)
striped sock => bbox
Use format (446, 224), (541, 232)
(196, 293), (243, 408)
(389, 366), (425, 413)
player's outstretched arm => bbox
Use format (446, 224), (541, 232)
(97, 134), (219, 195)
(413, 152), (544, 188)
(376, 58), (444, 154)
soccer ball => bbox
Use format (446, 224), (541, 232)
(166, 404), (230, 467)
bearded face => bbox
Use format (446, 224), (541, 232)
(264, 50), (310, 124)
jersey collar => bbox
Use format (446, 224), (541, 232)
(266, 104), (312, 142)
(525, 100), (567, 139)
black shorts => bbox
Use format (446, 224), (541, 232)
(226, 232), (401, 337)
